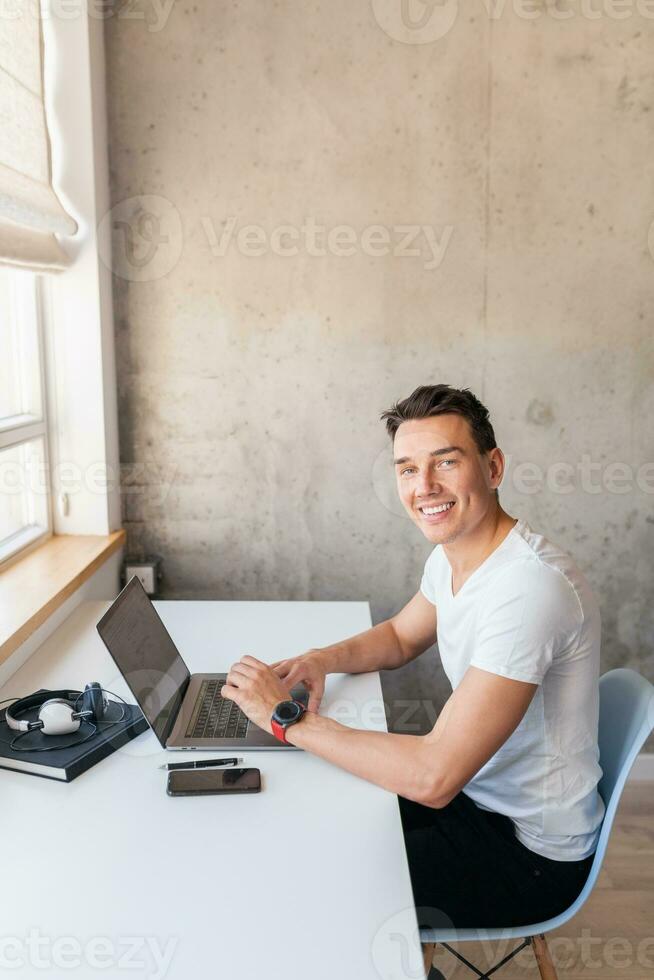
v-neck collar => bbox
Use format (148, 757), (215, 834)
(447, 518), (523, 599)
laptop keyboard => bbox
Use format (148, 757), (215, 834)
(185, 679), (249, 740)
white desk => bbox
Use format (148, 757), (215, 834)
(1, 600), (426, 980)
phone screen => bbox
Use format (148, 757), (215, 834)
(167, 767), (261, 796)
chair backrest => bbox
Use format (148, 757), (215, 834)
(570, 668), (654, 910)
(597, 667), (654, 807)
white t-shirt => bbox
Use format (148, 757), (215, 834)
(420, 517), (605, 861)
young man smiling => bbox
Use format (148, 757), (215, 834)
(221, 384), (604, 928)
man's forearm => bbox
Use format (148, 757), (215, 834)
(286, 710), (440, 805)
(314, 620), (407, 675)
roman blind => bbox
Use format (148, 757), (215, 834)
(0, 4), (77, 271)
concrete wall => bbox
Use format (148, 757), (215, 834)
(104, 2), (654, 743)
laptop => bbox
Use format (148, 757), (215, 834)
(96, 575), (307, 750)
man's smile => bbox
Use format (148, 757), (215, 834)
(417, 500), (456, 523)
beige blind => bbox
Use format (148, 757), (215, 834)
(0, 4), (77, 272)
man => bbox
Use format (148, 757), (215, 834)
(221, 384), (604, 928)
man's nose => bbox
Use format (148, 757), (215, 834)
(416, 467), (441, 496)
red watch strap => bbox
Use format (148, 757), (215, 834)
(271, 718), (287, 743)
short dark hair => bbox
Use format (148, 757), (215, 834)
(380, 384), (497, 455)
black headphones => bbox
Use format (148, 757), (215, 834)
(3, 683), (127, 752)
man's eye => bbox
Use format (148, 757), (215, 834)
(439, 459), (456, 468)
(400, 468), (416, 477)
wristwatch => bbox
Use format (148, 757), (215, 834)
(271, 699), (307, 744)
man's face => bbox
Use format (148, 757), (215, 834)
(393, 414), (502, 546)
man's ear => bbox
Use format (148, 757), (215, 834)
(487, 447), (505, 491)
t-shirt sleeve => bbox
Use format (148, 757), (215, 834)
(470, 560), (582, 685)
(419, 548), (439, 605)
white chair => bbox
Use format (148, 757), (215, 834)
(420, 667), (654, 979)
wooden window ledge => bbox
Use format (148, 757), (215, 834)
(0, 531), (126, 665)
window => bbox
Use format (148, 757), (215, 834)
(0, 267), (51, 563)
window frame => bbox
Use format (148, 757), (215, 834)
(0, 273), (53, 565)
(0, 6), (121, 570)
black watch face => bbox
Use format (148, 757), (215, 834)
(274, 700), (302, 723)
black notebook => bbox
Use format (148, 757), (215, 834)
(0, 690), (148, 782)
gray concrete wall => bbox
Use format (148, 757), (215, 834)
(105, 2), (654, 745)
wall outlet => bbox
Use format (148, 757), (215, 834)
(124, 560), (159, 596)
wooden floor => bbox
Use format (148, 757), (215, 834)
(426, 783), (654, 979)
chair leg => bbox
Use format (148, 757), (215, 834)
(422, 942), (436, 976)
(531, 934), (558, 980)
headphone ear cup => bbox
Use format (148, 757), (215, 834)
(38, 699), (80, 736)
(82, 682), (107, 722)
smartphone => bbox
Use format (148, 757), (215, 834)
(166, 767), (261, 797)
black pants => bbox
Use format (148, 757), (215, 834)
(398, 791), (594, 930)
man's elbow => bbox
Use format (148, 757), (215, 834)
(414, 771), (456, 810)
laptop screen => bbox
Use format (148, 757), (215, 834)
(96, 576), (190, 747)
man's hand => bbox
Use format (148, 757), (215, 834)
(270, 650), (327, 713)
(222, 655), (293, 734)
